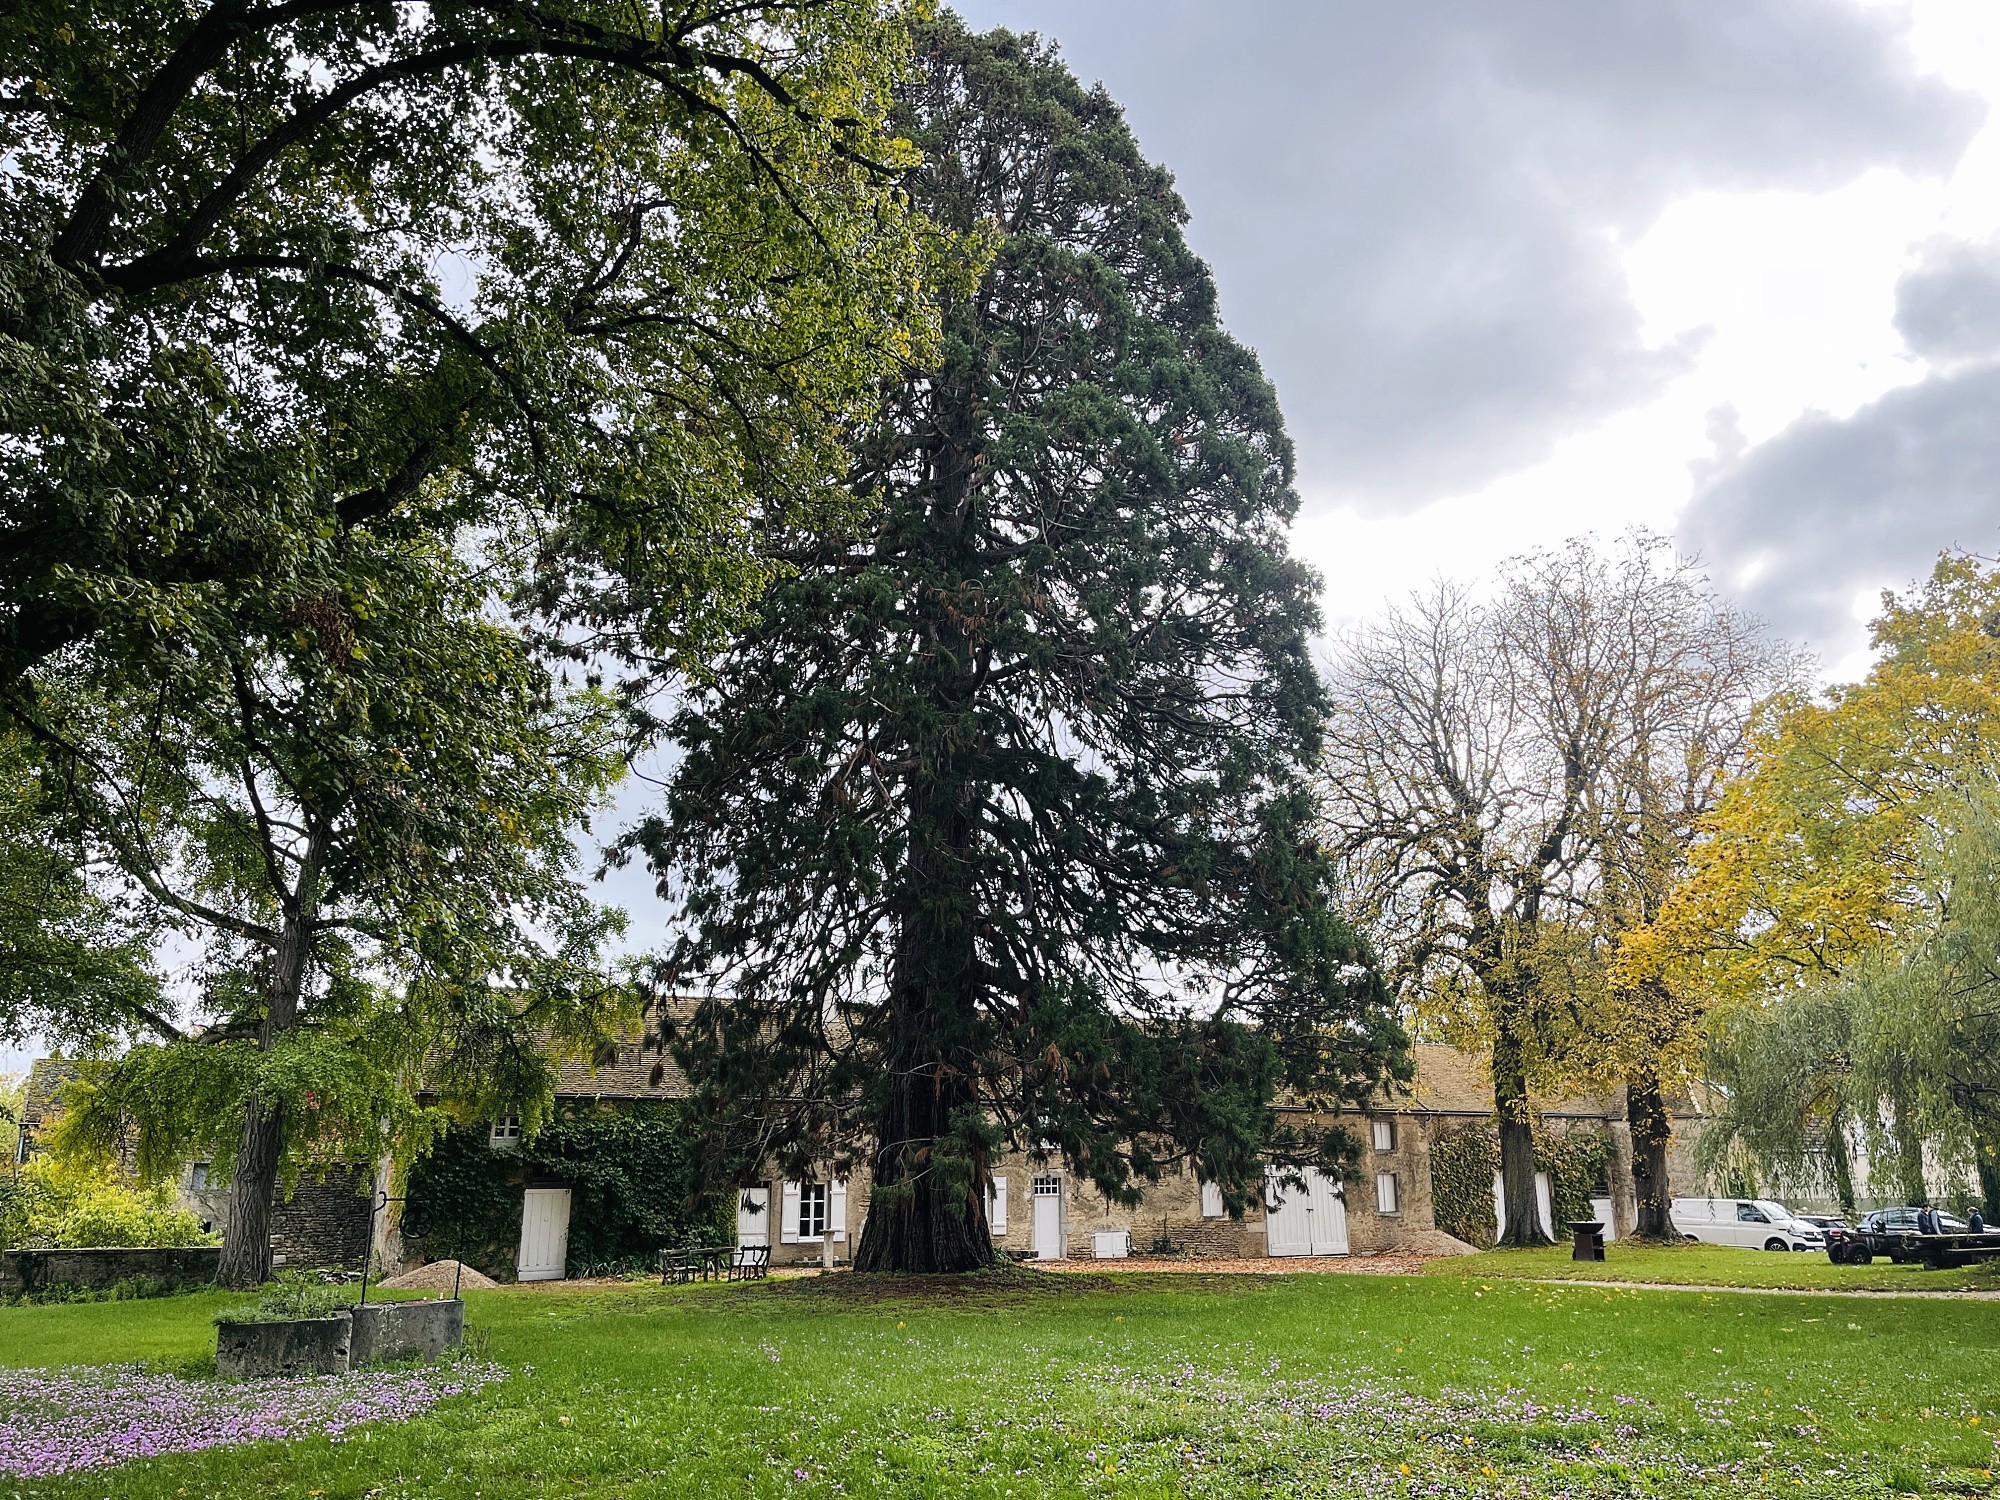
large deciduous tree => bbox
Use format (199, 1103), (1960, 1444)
(1323, 537), (1790, 1245)
(1, 0), (932, 694)
(634, 20), (1407, 1274)
(1626, 553), (2000, 1211)
(23, 538), (625, 1286)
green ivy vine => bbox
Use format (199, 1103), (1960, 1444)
(1427, 1122), (1612, 1247)
(405, 1102), (732, 1279)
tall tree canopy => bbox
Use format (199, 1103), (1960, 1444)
(1, 0), (933, 695)
(1625, 553), (2000, 1210)
(1322, 538), (1791, 1244)
(636, 20), (1407, 1274)
(23, 537), (625, 1285)
(1621, 553), (2000, 1006)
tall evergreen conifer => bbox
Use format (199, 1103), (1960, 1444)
(638, 20), (1407, 1273)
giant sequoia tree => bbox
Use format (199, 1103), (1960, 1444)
(638, 21), (1406, 1273)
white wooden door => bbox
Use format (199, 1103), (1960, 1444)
(517, 1187), (571, 1281)
(1307, 1171), (1349, 1254)
(1265, 1167), (1350, 1256)
(737, 1186), (771, 1248)
(1031, 1173), (1065, 1260)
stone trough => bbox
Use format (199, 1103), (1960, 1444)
(215, 1299), (464, 1379)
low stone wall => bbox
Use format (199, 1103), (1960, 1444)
(350, 1299), (463, 1367)
(0, 1245), (221, 1296)
(216, 1315), (354, 1378)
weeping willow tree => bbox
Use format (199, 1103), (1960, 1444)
(1703, 779), (2000, 1215)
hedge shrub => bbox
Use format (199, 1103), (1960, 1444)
(0, 1158), (215, 1250)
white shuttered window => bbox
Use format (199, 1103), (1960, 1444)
(1375, 1171), (1400, 1215)
(781, 1179), (847, 1243)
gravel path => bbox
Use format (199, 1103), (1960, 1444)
(1034, 1253), (1437, 1276)
(1522, 1276), (2000, 1300)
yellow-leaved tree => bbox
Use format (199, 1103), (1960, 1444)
(1618, 552), (2000, 1205)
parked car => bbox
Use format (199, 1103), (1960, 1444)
(1830, 1207), (1970, 1265)
(1796, 1213), (1848, 1231)
(1669, 1197), (1828, 1252)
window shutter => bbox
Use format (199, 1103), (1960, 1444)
(1371, 1118), (1395, 1152)
(1200, 1181), (1224, 1219)
(988, 1176), (1008, 1235)
(780, 1181), (802, 1244)
(830, 1179), (848, 1241)
(1376, 1172), (1399, 1214)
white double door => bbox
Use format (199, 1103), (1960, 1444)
(517, 1187), (572, 1281)
(1264, 1166), (1349, 1257)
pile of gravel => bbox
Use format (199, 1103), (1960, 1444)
(377, 1259), (500, 1292)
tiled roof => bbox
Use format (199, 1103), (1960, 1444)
(1379, 1043), (1625, 1120)
(550, 995), (693, 1100)
(18, 1058), (81, 1143)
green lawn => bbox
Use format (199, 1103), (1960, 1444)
(3, 1269), (1997, 1498)
(1425, 1242), (2000, 1293)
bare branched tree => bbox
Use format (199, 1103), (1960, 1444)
(1323, 535), (1799, 1245)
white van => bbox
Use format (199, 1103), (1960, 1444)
(1670, 1197), (1826, 1252)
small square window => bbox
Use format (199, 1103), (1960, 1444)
(1375, 1171), (1401, 1215)
(189, 1161), (210, 1191)
(489, 1114), (522, 1149)
(798, 1182), (829, 1239)
(1371, 1118), (1396, 1152)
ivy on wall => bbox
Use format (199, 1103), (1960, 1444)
(1427, 1122), (1612, 1248)
(1428, 1124), (1498, 1248)
(406, 1102), (732, 1279)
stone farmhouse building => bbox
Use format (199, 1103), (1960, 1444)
(15, 1014), (1708, 1281)
(407, 1010), (1708, 1280)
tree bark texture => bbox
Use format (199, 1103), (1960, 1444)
(1625, 1068), (1675, 1241)
(216, 1095), (286, 1287)
(216, 826), (324, 1286)
(853, 747), (998, 1273)
(1492, 1020), (1551, 1248)
(852, 1057), (995, 1273)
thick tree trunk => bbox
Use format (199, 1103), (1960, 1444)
(216, 825), (325, 1288)
(216, 1096), (286, 1287)
(853, 1054), (994, 1274)
(1491, 1020), (1551, 1248)
(1626, 1068), (1675, 1241)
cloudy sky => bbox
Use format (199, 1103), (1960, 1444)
(955, 0), (2000, 679)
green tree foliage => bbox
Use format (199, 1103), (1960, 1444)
(28, 537), (628, 1284)
(0, 0), (935, 694)
(0, 1157), (214, 1251)
(1703, 780), (2000, 1214)
(407, 1105), (732, 1279)
(0, 1070), (21, 1168)
(634, 20), (1407, 1274)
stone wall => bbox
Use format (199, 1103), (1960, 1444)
(1, 1245), (221, 1295)
(270, 1167), (375, 1272)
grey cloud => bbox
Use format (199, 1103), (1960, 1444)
(1896, 238), (2000, 362)
(951, 1), (1980, 510)
(1679, 367), (2000, 655)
